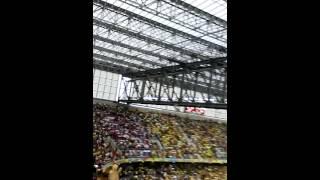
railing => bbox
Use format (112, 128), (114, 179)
(103, 157), (227, 170)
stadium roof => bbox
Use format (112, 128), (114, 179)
(93, 0), (227, 106)
(93, 0), (227, 70)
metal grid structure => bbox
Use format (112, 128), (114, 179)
(93, 0), (227, 109)
(93, 68), (121, 101)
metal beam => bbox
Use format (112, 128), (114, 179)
(140, 80), (146, 100)
(93, 18), (212, 61)
(93, 35), (180, 65)
(93, 58), (137, 75)
(93, 0), (226, 53)
(207, 69), (214, 102)
(179, 77), (224, 95)
(93, 35), (225, 83)
(112, 0), (226, 43)
(93, 45), (162, 67)
(127, 76), (225, 98)
(93, 35), (225, 84)
(93, 53), (147, 70)
(92, 46), (225, 85)
(119, 100), (227, 109)
(94, 56), (225, 96)
(167, 0), (227, 28)
(123, 57), (227, 79)
(93, 56), (225, 93)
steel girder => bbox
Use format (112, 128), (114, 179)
(123, 56), (227, 79)
(93, 59), (225, 94)
(114, 0), (226, 43)
(93, 0), (227, 108)
(93, 18), (212, 61)
(93, 0), (226, 53)
(119, 100), (227, 109)
(93, 34), (225, 80)
(93, 41), (226, 92)
(167, 0), (227, 28)
(119, 74), (227, 108)
(93, 33), (226, 94)
(93, 34), (225, 81)
(93, 35), (181, 65)
(93, 53), (147, 70)
(93, 58), (137, 75)
(93, 54), (225, 95)
(93, 45), (162, 67)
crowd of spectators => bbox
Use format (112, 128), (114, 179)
(93, 103), (227, 172)
(119, 163), (227, 180)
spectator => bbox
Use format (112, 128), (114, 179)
(93, 103), (227, 167)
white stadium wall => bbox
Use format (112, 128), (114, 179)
(93, 69), (227, 122)
(93, 68), (121, 101)
(93, 98), (227, 123)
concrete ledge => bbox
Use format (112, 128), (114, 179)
(103, 158), (227, 170)
(93, 98), (227, 124)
